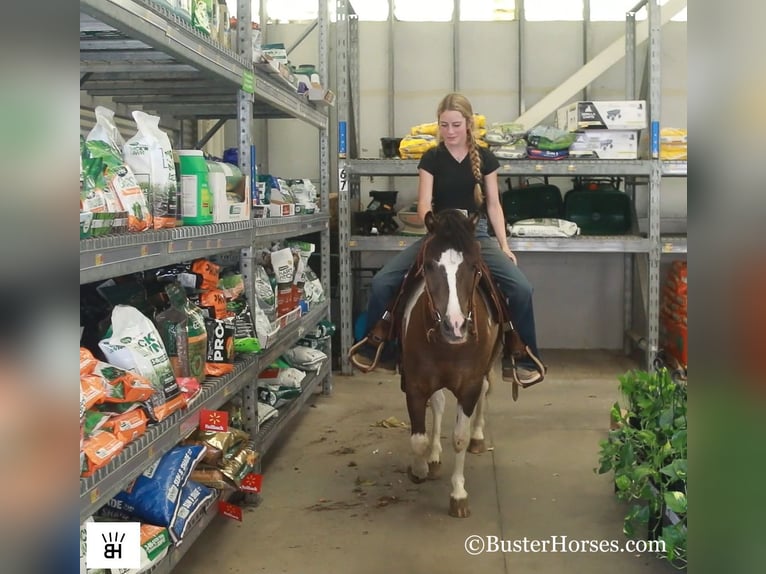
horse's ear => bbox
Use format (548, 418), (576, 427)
(424, 211), (436, 233)
(469, 211), (480, 228)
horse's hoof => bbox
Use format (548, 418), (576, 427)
(449, 497), (471, 518)
(427, 461), (441, 479)
(468, 438), (486, 454)
(407, 465), (427, 484)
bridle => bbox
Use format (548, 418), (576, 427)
(419, 235), (483, 343)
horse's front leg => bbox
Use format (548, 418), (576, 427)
(405, 390), (429, 483)
(468, 378), (490, 454)
(449, 401), (474, 518)
(426, 389), (446, 479)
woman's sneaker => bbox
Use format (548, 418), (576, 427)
(502, 359), (546, 387)
(349, 342), (397, 374)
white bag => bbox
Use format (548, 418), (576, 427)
(510, 218), (580, 238)
(124, 111), (179, 229)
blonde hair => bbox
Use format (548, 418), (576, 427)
(437, 92), (483, 208)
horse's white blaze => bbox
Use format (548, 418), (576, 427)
(439, 248), (465, 336)
(451, 407), (471, 501)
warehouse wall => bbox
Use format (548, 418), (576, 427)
(234, 18), (687, 350)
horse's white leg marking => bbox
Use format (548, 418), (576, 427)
(428, 389), (446, 464)
(410, 433), (429, 479)
(471, 378), (490, 441)
(438, 249), (465, 337)
(451, 406), (471, 501)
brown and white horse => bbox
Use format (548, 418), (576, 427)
(400, 209), (503, 517)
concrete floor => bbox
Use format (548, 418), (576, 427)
(179, 350), (679, 574)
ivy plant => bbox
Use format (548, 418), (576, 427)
(596, 369), (687, 569)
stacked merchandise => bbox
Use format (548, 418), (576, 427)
(256, 338), (331, 425)
(79, 257), (258, 478)
(525, 125), (577, 160)
(249, 241), (327, 348)
(660, 128), (688, 161)
(398, 114), (488, 159)
(660, 261), (688, 366)
(251, 171), (320, 217)
(485, 122), (528, 159)
(555, 100), (647, 159)
(80, 106), (252, 239)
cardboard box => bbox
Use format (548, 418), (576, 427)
(212, 174), (251, 223)
(266, 203), (295, 217)
(556, 100), (647, 131)
(569, 130), (640, 159)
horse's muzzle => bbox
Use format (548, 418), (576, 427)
(440, 318), (469, 344)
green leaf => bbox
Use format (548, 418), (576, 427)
(615, 474), (631, 492)
(633, 464), (657, 481)
(664, 490), (687, 514)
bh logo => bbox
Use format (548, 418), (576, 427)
(86, 522), (141, 569)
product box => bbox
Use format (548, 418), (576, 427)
(556, 100), (647, 131)
(568, 130), (640, 159)
(212, 174), (251, 224)
(266, 203), (296, 217)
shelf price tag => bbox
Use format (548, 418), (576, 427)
(241, 71), (255, 94)
(90, 489), (100, 504)
(140, 245), (149, 257)
(94, 254), (104, 266)
(218, 501), (243, 521)
(200, 409), (229, 432)
(240, 473), (263, 493)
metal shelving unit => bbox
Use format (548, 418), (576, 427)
(335, 0), (682, 374)
(79, 302), (329, 523)
(79, 0), (334, 567)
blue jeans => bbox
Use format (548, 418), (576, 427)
(364, 219), (540, 359)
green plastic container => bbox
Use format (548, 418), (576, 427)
(178, 150), (213, 226)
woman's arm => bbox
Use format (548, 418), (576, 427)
(417, 168), (434, 224)
(483, 170), (517, 264)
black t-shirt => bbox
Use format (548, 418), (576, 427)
(417, 143), (500, 214)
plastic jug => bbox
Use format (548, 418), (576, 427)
(178, 150), (213, 226)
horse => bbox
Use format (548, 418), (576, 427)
(400, 209), (503, 518)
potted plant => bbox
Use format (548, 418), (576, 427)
(596, 368), (687, 569)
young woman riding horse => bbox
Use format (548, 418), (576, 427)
(349, 92), (546, 387)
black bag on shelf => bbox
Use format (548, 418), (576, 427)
(501, 177), (564, 224)
(563, 177), (632, 235)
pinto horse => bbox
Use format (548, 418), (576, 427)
(400, 209), (503, 518)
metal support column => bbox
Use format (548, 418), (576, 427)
(452, 0), (460, 91)
(319, 0), (333, 393)
(349, 12), (360, 158)
(518, 2), (526, 116)
(582, 0), (589, 101)
(646, 0), (662, 369)
(624, 10), (637, 356)
(337, 0), (353, 375)
(237, 0), (260, 483)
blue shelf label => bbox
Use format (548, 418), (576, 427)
(651, 121), (660, 159)
(339, 121), (347, 159)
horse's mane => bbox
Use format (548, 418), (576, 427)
(429, 210), (479, 258)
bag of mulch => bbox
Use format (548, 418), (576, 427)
(204, 318), (235, 377)
(99, 305), (187, 422)
(109, 524), (171, 574)
(123, 110), (179, 229)
(156, 283), (208, 386)
(253, 264), (276, 321)
(105, 445), (206, 531)
(87, 106), (152, 231)
(170, 480), (216, 542)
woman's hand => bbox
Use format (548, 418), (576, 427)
(501, 245), (518, 265)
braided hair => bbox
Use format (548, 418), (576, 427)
(437, 92), (484, 209)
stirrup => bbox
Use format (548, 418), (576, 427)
(510, 348), (546, 388)
(348, 335), (385, 373)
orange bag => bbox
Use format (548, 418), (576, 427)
(81, 430), (125, 477)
